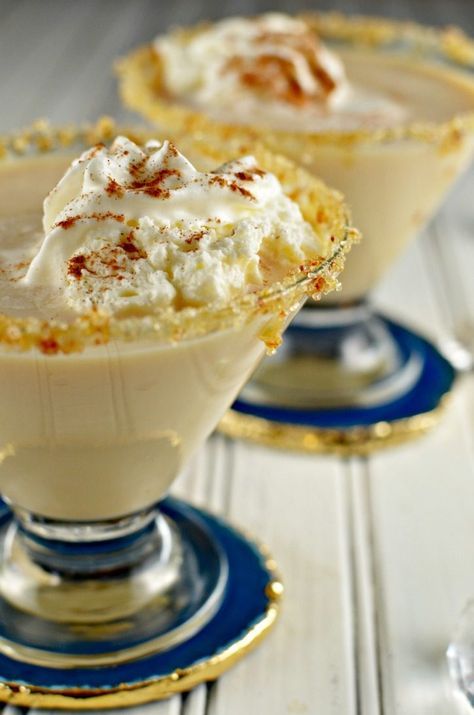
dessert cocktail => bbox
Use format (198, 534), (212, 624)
(118, 13), (474, 450)
(0, 122), (354, 695)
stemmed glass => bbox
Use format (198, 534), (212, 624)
(0, 121), (355, 702)
(118, 13), (474, 452)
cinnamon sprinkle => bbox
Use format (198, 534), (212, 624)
(129, 167), (179, 198)
(129, 156), (147, 178)
(105, 178), (124, 197)
(209, 175), (227, 188)
(234, 167), (265, 180)
(119, 232), (148, 259)
(185, 230), (205, 245)
(234, 171), (255, 181)
(56, 212), (125, 229)
(88, 143), (105, 158)
(67, 233), (147, 284)
(67, 254), (87, 279)
(209, 174), (255, 200)
(224, 28), (336, 106)
(229, 182), (254, 199)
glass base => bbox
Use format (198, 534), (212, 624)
(240, 302), (423, 409)
(447, 599), (474, 707)
(0, 501), (228, 668)
(0, 497), (280, 708)
(221, 313), (456, 454)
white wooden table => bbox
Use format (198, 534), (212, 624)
(0, 1), (473, 713)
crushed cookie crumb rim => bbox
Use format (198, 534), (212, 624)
(0, 120), (358, 355)
(116, 12), (474, 148)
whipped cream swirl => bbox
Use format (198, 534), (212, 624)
(154, 13), (412, 132)
(155, 13), (348, 111)
(24, 136), (321, 314)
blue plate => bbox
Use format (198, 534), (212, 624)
(0, 498), (281, 708)
(220, 315), (456, 453)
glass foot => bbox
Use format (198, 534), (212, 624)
(0, 497), (280, 708)
(0, 500), (227, 668)
(221, 314), (456, 454)
(447, 599), (474, 707)
(240, 302), (423, 409)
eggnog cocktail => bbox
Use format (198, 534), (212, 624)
(0, 124), (353, 666)
(118, 14), (474, 412)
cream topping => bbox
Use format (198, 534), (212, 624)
(155, 13), (348, 110)
(154, 13), (409, 131)
(23, 136), (322, 314)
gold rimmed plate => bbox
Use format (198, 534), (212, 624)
(219, 314), (456, 455)
(0, 498), (282, 710)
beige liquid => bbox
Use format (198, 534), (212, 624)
(209, 51), (474, 301)
(0, 155), (269, 520)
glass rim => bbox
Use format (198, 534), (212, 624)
(117, 11), (474, 149)
(0, 119), (357, 355)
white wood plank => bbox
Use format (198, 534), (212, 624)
(3, 706), (24, 715)
(181, 685), (207, 715)
(367, 162), (474, 714)
(209, 442), (358, 715)
(349, 459), (384, 715)
(30, 701), (182, 715)
(366, 383), (474, 715)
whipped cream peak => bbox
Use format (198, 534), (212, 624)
(154, 13), (349, 110)
(23, 137), (323, 315)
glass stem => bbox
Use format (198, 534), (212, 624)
(0, 503), (177, 623)
(11, 504), (168, 576)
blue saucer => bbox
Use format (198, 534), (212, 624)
(0, 498), (281, 708)
(220, 315), (456, 454)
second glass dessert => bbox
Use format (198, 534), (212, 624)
(118, 12), (474, 452)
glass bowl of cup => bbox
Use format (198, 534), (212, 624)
(117, 12), (474, 452)
(0, 120), (356, 703)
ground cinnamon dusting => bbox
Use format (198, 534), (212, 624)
(224, 28), (336, 106)
(234, 171), (255, 181)
(209, 175), (227, 187)
(57, 215), (80, 230)
(229, 182), (254, 199)
(56, 212), (125, 229)
(67, 230), (148, 284)
(129, 167), (179, 197)
(234, 167), (265, 180)
(88, 143), (105, 158)
(105, 178), (124, 197)
(209, 174), (255, 199)
(185, 230), (205, 245)
(119, 232), (147, 258)
(68, 254), (87, 279)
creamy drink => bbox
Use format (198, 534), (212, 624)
(0, 127), (352, 521)
(116, 14), (474, 423)
(118, 13), (474, 302)
(0, 125), (356, 673)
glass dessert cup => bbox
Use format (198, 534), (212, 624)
(0, 121), (354, 676)
(117, 14), (474, 450)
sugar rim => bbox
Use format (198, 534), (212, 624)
(116, 12), (474, 149)
(0, 119), (357, 354)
